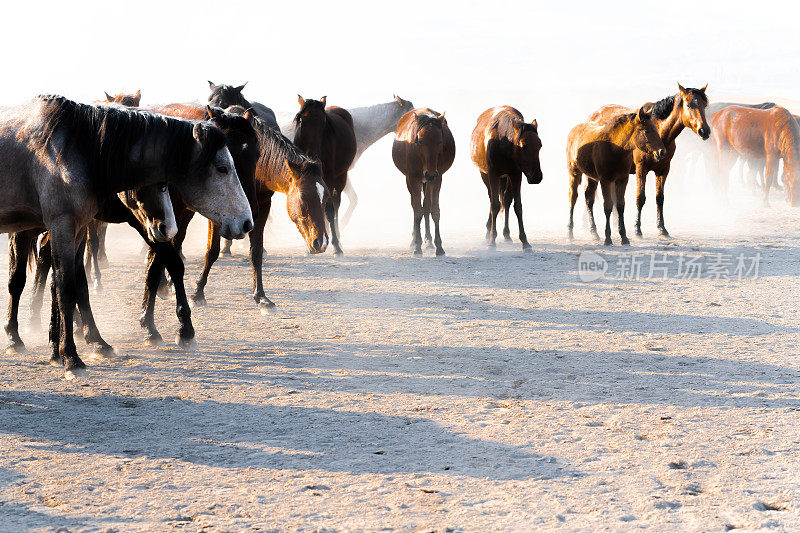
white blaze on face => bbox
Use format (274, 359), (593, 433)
(316, 181), (325, 207)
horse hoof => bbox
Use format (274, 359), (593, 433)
(435, 248), (446, 257)
(659, 229), (672, 239)
(191, 294), (207, 307)
(412, 249), (422, 257)
(99, 258), (110, 268)
(503, 235), (512, 242)
(175, 335), (197, 351)
(144, 334), (165, 347)
(522, 244), (532, 252)
(92, 281), (103, 293)
(91, 343), (116, 358)
(49, 356), (61, 368)
(5, 341), (26, 355)
(64, 367), (88, 381)
(635, 230), (643, 238)
(425, 242), (435, 251)
(604, 239), (613, 246)
(333, 250), (344, 258)
(620, 238), (631, 246)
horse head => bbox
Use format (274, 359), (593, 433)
(208, 81), (249, 110)
(118, 183), (177, 242)
(414, 111), (447, 182)
(678, 83), (710, 140)
(632, 106), (667, 161)
(294, 96), (328, 159)
(511, 118), (543, 184)
(285, 158), (329, 253)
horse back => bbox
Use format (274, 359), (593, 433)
(713, 105), (791, 158)
(470, 106), (520, 174)
(146, 103), (204, 120)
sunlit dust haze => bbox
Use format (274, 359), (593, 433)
(5, 0), (800, 254)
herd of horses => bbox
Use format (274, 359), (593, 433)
(0, 81), (796, 379)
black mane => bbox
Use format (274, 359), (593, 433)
(653, 88), (710, 120)
(35, 95), (226, 195)
(248, 113), (322, 177)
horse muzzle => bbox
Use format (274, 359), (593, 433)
(147, 220), (177, 243)
(220, 217), (254, 240)
(698, 126), (710, 140)
(526, 171), (543, 185)
(308, 234), (328, 254)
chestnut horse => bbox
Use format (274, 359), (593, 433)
(712, 105), (800, 206)
(470, 106), (543, 250)
(567, 106), (666, 245)
(392, 108), (456, 256)
(588, 84), (710, 237)
(103, 89), (141, 107)
(293, 96), (356, 256)
(192, 106), (330, 309)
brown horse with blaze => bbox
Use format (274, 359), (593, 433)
(392, 108), (456, 256)
(293, 96), (356, 256)
(712, 105), (800, 206)
(589, 84), (710, 237)
(470, 106), (542, 250)
(567, 106), (666, 245)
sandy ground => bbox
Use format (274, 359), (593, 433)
(0, 182), (799, 532)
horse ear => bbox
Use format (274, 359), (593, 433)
(437, 112), (446, 122)
(677, 83), (688, 95)
(298, 94), (305, 107)
(531, 119), (538, 130)
(243, 107), (255, 121)
(192, 122), (208, 144)
(104, 91), (113, 102)
(208, 80), (216, 90)
(320, 96), (327, 107)
(637, 106), (651, 122)
(206, 105), (223, 120)
(700, 83), (708, 93)
(133, 90), (141, 105)
(395, 95), (402, 104)
(235, 82), (247, 93)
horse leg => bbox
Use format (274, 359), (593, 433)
(422, 182), (434, 250)
(220, 238), (233, 257)
(86, 221), (103, 292)
(140, 248), (166, 346)
(160, 210), (194, 298)
(30, 233), (51, 333)
(339, 180), (358, 230)
(249, 208), (274, 309)
(325, 184), (344, 257)
(96, 221), (109, 267)
(74, 239), (114, 356)
(481, 172), (492, 241)
(512, 176), (530, 251)
(333, 188), (344, 255)
(48, 222), (85, 377)
(431, 178), (445, 256)
(634, 167), (647, 238)
(487, 173), (501, 247)
(160, 243), (195, 349)
(763, 153), (778, 207)
(502, 180), (513, 242)
(614, 176), (631, 246)
(567, 169), (580, 241)
(585, 179), (600, 241)
(191, 221), (221, 306)
(600, 180), (614, 246)
(407, 176), (424, 256)
(5, 231), (36, 353)
(655, 168), (671, 237)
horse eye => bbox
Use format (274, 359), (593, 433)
(216, 165), (229, 174)
(159, 184), (167, 193)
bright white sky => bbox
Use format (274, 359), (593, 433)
(4, 0), (799, 246)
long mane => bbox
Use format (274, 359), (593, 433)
(652, 88), (709, 120)
(34, 95), (226, 195)
(248, 113), (321, 178)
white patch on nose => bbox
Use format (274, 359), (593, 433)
(316, 182), (325, 206)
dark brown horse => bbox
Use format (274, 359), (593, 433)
(103, 89), (141, 107)
(293, 96), (357, 256)
(588, 84), (710, 237)
(470, 106), (543, 250)
(392, 108), (456, 256)
(712, 105), (800, 206)
(191, 106), (330, 309)
(567, 106), (666, 245)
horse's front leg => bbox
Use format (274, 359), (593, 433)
(511, 176), (530, 251)
(502, 181), (513, 242)
(487, 173), (501, 247)
(220, 238), (233, 257)
(422, 181), (434, 250)
(5, 231), (37, 353)
(72, 236), (114, 356)
(763, 153), (778, 207)
(329, 182), (344, 257)
(406, 176), (424, 256)
(49, 221), (86, 378)
(481, 172), (492, 241)
(86, 221), (103, 292)
(655, 169), (671, 237)
(29, 234), (52, 332)
(140, 248), (166, 346)
(567, 169), (580, 241)
(614, 175), (630, 245)
(192, 220), (221, 306)
(429, 177), (445, 256)
(159, 243), (195, 349)
(249, 209), (274, 310)
(584, 178), (600, 241)
(600, 180), (614, 246)
(634, 166), (647, 238)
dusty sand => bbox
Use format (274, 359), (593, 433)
(0, 179), (798, 533)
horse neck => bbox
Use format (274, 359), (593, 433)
(656, 96), (685, 144)
(607, 117), (638, 151)
(777, 117), (800, 166)
(255, 130), (298, 194)
(294, 119), (326, 158)
(349, 101), (406, 150)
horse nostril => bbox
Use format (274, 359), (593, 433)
(313, 237), (323, 250)
(157, 222), (167, 236)
(242, 219), (253, 234)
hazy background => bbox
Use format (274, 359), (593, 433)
(4, 0), (800, 253)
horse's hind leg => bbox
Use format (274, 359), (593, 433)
(74, 240), (114, 356)
(567, 169), (581, 241)
(481, 172), (492, 241)
(86, 221), (103, 292)
(192, 221), (221, 306)
(5, 231), (36, 353)
(339, 180), (358, 230)
(406, 175), (424, 256)
(326, 184), (344, 257)
(423, 181), (434, 250)
(600, 180), (614, 246)
(48, 223), (86, 376)
(614, 176), (631, 246)
(97, 221), (109, 267)
(30, 233), (52, 333)
(763, 153), (778, 207)
(487, 173), (501, 247)
(584, 179), (600, 241)
(502, 180), (513, 242)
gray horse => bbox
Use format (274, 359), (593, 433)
(0, 95), (253, 378)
